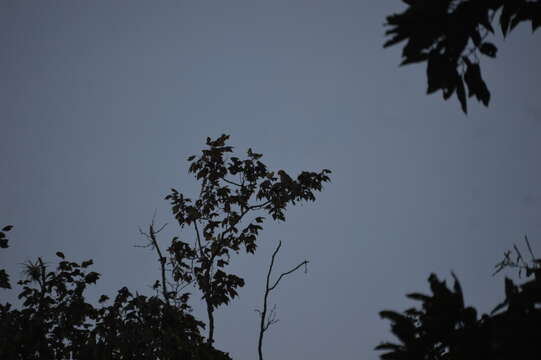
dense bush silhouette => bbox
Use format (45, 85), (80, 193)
(0, 135), (331, 359)
(377, 239), (541, 359)
(385, 0), (541, 113)
(0, 225), (229, 360)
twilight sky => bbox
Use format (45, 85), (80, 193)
(1, 1), (540, 359)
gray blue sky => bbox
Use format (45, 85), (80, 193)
(1, 1), (540, 359)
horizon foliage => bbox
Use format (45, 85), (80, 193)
(0, 226), (230, 360)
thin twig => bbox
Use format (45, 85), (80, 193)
(222, 177), (242, 187)
(524, 235), (536, 263)
(269, 260), (309, 292)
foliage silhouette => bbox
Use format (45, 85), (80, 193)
(163, 134), (330, 344)
(0, 225), (229, 360)
(384, 0), (541, 113)
(0, 135), (331, 359)
(376, 237), (541, 359)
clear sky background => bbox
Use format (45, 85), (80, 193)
(1, 1), (540, 359)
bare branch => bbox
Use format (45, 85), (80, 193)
(257, 240), (309, 360)
(139, 219), (170, 306)
(269, 259), (309, 292)
(193, 221), (206, 258)
(493, 236), (540, 277)
(222, 177), (242, 187)
(249, 200), (272, 211)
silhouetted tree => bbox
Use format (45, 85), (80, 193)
(0, 135), (331, 359)
(384, 0), (541, 113)
(377, 237), (541, 359)
(161, 134), (330, 344)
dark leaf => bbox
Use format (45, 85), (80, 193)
(0, 269), (11, 289)
(480, 11), (495, 33)
(500, 5), (512, 36)
(85, 271), (100, 284)
(56, 251), (65, 259)
(406, 292), (431, 302)
(504, 277), (517, 298)
(400, 52), (429, 66)
(471, 29), (482, 46)
(81, 259), (93, 268)
(375, 342), (402, 351)
(456, 75), (467, 114)
(2, 225), (13, 232)
(533, 11), (541, 32)
(491, 299), (508, 314)
(451, 272), (465, 309)
(479, 81), (491, 106)
(384, 33), (408, 48)
(426, 52), (446, 94)
(464, 62), (491, 106)
(500, 0), (524, 37)
(479, 42), (498, 58)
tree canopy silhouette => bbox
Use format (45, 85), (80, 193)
(0, 135), (331, 359)
(384, 0), (541, 113)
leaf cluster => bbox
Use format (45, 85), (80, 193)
(384, 0), (541, 113)
(377, 253), (541, 359)
(0, 225), (13, 289)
